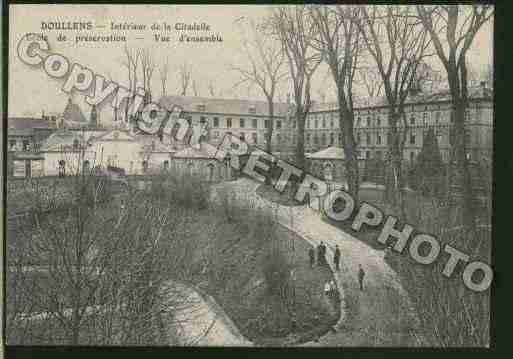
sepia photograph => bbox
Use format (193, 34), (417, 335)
(4, 3), (494, 348)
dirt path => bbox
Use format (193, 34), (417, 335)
(215, 178), (428, 347)
(159, 280), (253, 346)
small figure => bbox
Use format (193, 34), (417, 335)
(324, 281), (332, 296)
(308, 247), (315, 268)
(358, 264), (365, 291)
(334, 245), (341, 271)
(319, 241), (327, 266)
(317, 242), (323, 266)
(329, 280), (337, 297)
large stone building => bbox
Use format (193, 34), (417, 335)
(8, 84), (492, 180)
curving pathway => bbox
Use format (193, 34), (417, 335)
(214, 178), (429, 347)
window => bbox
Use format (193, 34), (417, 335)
(410, 115), (415, 126)
(422, 112), (428, 126)
(142, 161), (148, 173)
(240, 118), (245, 128)
(207, 163), (215, 181)
(307, 119), (310, 129)
(9, 140), (16, 150)
(322, 117), (326, 128)
(249, 107), (256, 114)
(213, 131), (220, 138)
(366, 133), (371, 144)
(410, 134), (416, 145)
(306, 134), (311, 144)
(367, 118), (371, 127)
(277, 134), (281, 143)
(330, 133), (334, 145)
(163, 160), (169, 170)
(213, 117), (219, 127)
(321, 133), (326, 145)
(200, 116), (206, 124)
(357, 132), (361, 144)
(83, 160), (90, 174)
(196, 104), (205, 111)
(330, 119), (334, 128)
(410, 151), (415, 162)
(376, 117), (381, 127)
(239, 132), (245, 141)
(252, 132), (257, 143)
(376, 150), (382, 159)
(377, 134), (381, 145)
(265, 120), (270, 129)
(338, 133), (343, 144)
(366, 151), (371, 159)
(293, 120), (297, 129)
(357, 117), (361, 127)
(315, 119), (319, 128)
(314, 135), (319, 144)
(252, 119), (258, 128)
(226, 118), (232, 128)
(276, 120), (282, 129)
(72, 139), (79, 151)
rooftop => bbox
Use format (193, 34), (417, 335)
(159, 95), (292, 117)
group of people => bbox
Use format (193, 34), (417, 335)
(308, 242), (341, 271)
(308, 242), (367, 292)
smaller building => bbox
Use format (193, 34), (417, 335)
(171, 143), (234, 182)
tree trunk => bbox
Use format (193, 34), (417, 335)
(452, 100), (476, 231)
(339, 105), (359, 204)
(265, 100), (275, 185)
(295, 111), (306, 171)
(386, 109), (405, 213)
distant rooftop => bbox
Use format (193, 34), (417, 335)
(8, 117), (55, 130)
(159, 95), (292, 117)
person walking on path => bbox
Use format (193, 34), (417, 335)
(334, 245), (341, 271)
(319, 241), (327, 266)
(317, 242), (324, 266)
(308, 247), (315, 268)
(358, 264), (365, 291)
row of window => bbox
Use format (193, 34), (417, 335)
(208, 116), (283, 130)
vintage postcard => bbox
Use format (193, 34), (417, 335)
(4, 3), (493, 348)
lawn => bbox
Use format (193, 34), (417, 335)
(6, 178), (340, 345)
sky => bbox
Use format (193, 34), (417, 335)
(9, 4), (493, 121)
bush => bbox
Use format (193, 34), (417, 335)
(146, 172), (211, 210)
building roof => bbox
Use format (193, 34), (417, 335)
(309, 85), (493, 113)
(133, 133), (176, 153)
(173, 142), (219, 159)
(307, 146), (346, 160)
(40, 130), (84, 151)
(8, 117), (54, 130)
(63, 99), (88, 126)
(159, 95), (292, 117)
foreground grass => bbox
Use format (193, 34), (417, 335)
(7, 175), (339, 345)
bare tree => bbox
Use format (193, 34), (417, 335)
(416, 5), (493, 230)
(122, 46), (142, 127)
(357, 5), (431, 208)
(159, 59), (170, 98)
(233, 18), (288, 158)
(310, 5), (361, 200)
(178, 62), (192, 96)
(357, 66), (384, 98)
(271, 6), (322, 171)
(141, 49), (156, 105)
